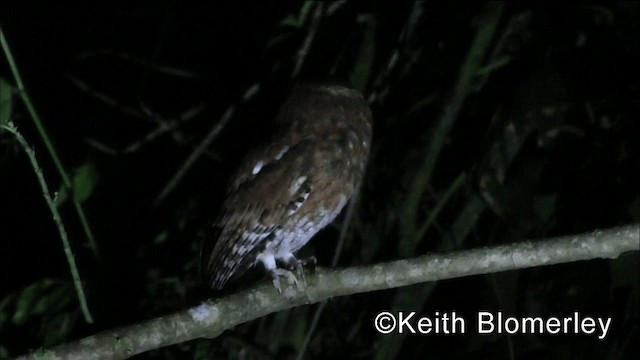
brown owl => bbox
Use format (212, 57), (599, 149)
(202, 82), (372, 293)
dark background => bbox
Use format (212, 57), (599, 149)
(0, 2), (638, 359)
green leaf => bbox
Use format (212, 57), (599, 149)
(154, 231), (169, 245)
(54, 183), (69, 208)
(0, 294), (14, 328)
(13, 279), (56, 325)
(279, 1), (314, 28)
(265, 33), (290, 49)
(32, 282), (73, 316)
(72, 162), (99, 203)
(0, 77), (14, 130)
(9, 279), (73, 330)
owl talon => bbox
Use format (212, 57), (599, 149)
(271, 276), (284, 294)
(271, 268), (304, 294)
(283, 257), (310, 288)
(301, 256), (317, 272)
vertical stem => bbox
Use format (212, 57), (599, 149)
(3, 121), (94, 323)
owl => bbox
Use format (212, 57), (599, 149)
(202, 82), (372, 293)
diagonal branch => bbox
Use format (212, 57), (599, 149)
(2, 121), (94, 324)
(16, 224), (639, 360)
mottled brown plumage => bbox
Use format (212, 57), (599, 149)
(203, 82), (372, 292)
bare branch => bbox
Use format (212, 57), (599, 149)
(2, 122), (94, 324)
(16, 224), (639, 360)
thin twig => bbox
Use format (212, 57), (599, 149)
(0, 26), (99, 260)
(2, 121), (94, 324)
(153, 83), (261, 206)
(406, 172), (467, 256)
(398, 2), (505, 245)
(153, 105), (235, 206)
(368, 2), (424, 104)
(291, 2), (324, 78)
(122, 103), (207, 154)
(73, 48), (200, 79)
(67, 74), (147, 118)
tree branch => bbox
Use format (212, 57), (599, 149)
(16, 224), (639, 360)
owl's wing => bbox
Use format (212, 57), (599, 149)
(203, 138), (313, 290)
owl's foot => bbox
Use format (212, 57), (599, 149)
(299, 256), (317, 272)
(270, 255), (314, 295)
(285, 257), (306, 283)
(270, 268), (304, 295)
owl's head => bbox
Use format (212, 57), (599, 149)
(276, 82), (371, 134)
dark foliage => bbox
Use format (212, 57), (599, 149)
(0, 2), (638, 359)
